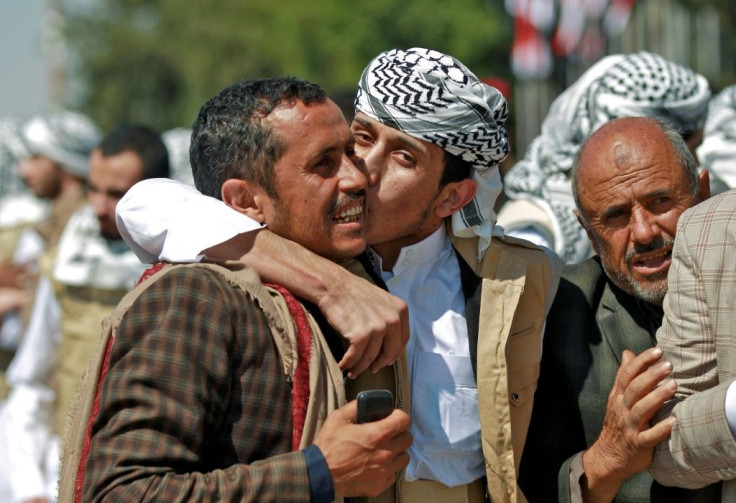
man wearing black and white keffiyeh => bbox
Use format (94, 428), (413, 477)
(113, 47), (562, 503)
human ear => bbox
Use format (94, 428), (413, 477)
(221, 178), (268, 224)
(696, 169), (711, 203)
(575, 209), (599, 254)
(434, 178), (477, 219)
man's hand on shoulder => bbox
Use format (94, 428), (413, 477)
(581, 347), (677, 503)
(314, 400), (411, 498)
(318, 267), (408, 378)
(205, 229), (410, 378)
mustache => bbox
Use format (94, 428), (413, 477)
(329, 190), (365, 215)
(625, 236), (675, 265)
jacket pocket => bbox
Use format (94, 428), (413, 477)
(506, 325), (541, 408)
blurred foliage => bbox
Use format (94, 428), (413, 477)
(64, 0), (512, 131)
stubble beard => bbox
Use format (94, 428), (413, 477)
(598, 236), (674, 306)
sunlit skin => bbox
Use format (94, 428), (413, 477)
(350, 112), (476, 270)
(239, 99), (367, 263)
(87, 148), (144, 240)
(16, 155), (63, 199)
(575, 118), (709, 305)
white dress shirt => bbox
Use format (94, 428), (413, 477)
(369, 226), (484, 486)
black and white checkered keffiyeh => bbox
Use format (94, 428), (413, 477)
(502, 51), (711, 263)
(355, 47), (510, 259)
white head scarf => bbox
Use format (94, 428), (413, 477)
(355, 47), (510, 259)
(697, 84), (736, 194)
(503, 51), (711, 263)
(0, 117), (31, 196)
(20, 110), (101, 180)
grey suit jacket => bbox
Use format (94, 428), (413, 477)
(519, 257), (720, 503)
(651, 189), (736, 499)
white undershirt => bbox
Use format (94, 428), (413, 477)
(368, 225), (484, 486)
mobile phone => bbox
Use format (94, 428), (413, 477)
(356, 389), (394, 424)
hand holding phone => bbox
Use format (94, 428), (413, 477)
(356, 389), (394, 424)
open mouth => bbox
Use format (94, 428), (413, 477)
(631, 248), (672, 273)
(332, 201), (364, 224)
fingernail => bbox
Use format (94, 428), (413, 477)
(666, 379), (677, 390)
(661, 360), (673, 372)
(652, 347), (663, 357)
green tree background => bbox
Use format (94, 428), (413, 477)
(66, 0), (512, 131)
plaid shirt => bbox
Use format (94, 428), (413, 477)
(82, 266), (313, 502)
(652, 189), (736, 494)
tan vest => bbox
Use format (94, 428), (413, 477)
(360, 231), (560, 503)
(454, 234), (559, 503)
(51, 281), (127, 435)
(58, 260), (355, 503)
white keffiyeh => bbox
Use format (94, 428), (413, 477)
(355, 47), (510, 259)
(20, 110), (101, 180)
(697, 84), (736, 194)
(502, 51), (711, 263)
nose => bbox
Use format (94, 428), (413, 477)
(629, 207), (658, 245)
(353, 143), (380, 186)
(338, 155), (367, 193)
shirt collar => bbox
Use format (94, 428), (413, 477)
(367, 225), (448, 278)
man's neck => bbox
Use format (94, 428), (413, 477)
(371, 226), (445, 272)
(370, 225), (447, 274)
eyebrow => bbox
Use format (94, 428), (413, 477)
(304, 135), (354, 166)
(353, 116), (427, 154)
(599, 188), (674, 219)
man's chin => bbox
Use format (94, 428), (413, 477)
(605, 263), (668, 305)
(630, 278), (668, 306)
(319, 241), (367, 263)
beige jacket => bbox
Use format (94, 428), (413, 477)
(355, 231), (560, 503)
(651, 190), (736, 501)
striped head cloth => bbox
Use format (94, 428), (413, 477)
(355, 47), (510, 259)
(20, 110), (101, 180)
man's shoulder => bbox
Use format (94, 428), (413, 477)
(115, 262), (266, 321)
(493, 232), (554, 259)
(550, 257), (607, 312)
(561, 257), (606, 286)
(470, 232), (561, 272)
(144, 261), (264, 291)
(679, 190), (736, 234)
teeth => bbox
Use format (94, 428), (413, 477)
(636, 250), (671, 263)
(333, 205), (362, 223)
